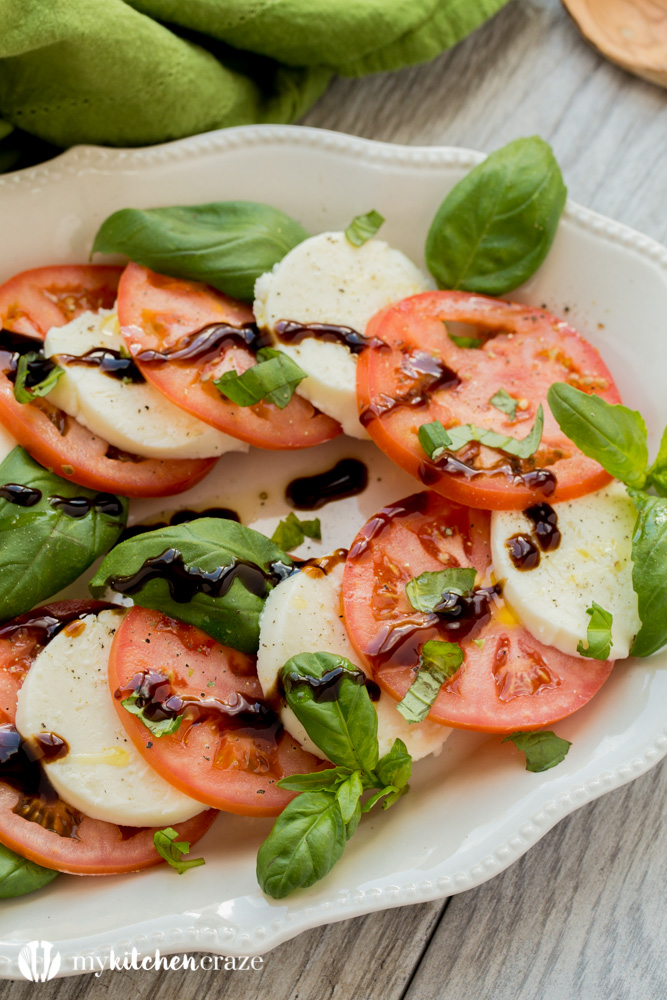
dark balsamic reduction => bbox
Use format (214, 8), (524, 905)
(49, 492), (124, 519)
(359, 350), (460, 427)
(283, 665), (375, 704)
(56, 348), (145, 383)
(108, 548), (292, 604)
(117, 506), (240, 544)
(431, 584), (501, 637)
(274, 320), (384, 356)
(418, 454), (557, 496)
(117, 669), (282, 743)
(0, 483), (42, 506)
(286, 459), (368, 511)
(506, 533), (541, 571)
(524, 502), (561, 551)
(348, 492), (430, 559)
(135, 322), (266, 365)
(0, 724), (80, 838)
(294, 548), (348, 578)
(0, 602), (115, 643)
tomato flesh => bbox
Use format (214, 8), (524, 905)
(0, 265), (217, 497)
(357, 292), (620, 510)
(118, 263), (342, 450)
(0, 600), (217, 874)
(342, 490), (613, 733)
(109, 607), (327, 817)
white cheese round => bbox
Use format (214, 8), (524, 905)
(14, 610), (206, 827)
(43, 310), (248, 460)
(257, 561), (450, 761)
(254, 232), (433, 439)
(491, 481), (641, 660)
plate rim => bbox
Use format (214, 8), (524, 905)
(0, 123), (665, 979)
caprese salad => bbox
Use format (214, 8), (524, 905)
(0, 136), (665, 902)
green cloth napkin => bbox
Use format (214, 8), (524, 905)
(0, 0), (509, 168)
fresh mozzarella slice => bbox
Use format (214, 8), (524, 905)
(0, 423), (18, 464)
(44, 310), (248, 460)
(491, 482), (640, 660)
(254, 232), (433, 439)
(14, 609), (206, 827)
(257, 561), (450, 761)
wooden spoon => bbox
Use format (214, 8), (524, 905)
(562, 0), (667, 87)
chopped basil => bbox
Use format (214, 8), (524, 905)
(503, 730), (572, 772)
(153, 827), (205, 875)
(344, 210), (385, 247)
(489, 387), (518, 421)
(425, 136), (567, 295)
(397, 640), (464, 724)
(577, 602), (613, 660)
(418, 407), (543, 462)
(121, 689), (183, 737)
(214, 347), (306, 409)
(92, 201), (309, 302)
(447, 325), (484, 350)
(406, 567), (477, 613)
(271, 512), (321, 550)
(13, 352), (64, 404)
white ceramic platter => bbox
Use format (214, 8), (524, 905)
(0, 126), (665, 979)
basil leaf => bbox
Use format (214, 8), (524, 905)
(425, 136), (567, 295)
(13, 353), (64, 404)
(90, 518), (290, 654)
(374, 738), (412, 791)
(0, 842), (58, 898)
(121, 690), (183, 738)
(576, 602), (613, 660)
(447, 329), (484, 350)
(344, 798), (362, 840)
(277, 768), (349, 793)
(406, 568), (477, 613)
(271, 511), (321, 551)
(646, 426), (667, 497)
(336, 770), (364, 824)
(256, 789), (346, 899)
(489, 387), (518, 421)
(503, 730), (571, 772)
(153, 827), (205, 875)
(547, 383), (648, 489)
(629, 491), (667, 657)
(92, 201), (309, 302)
(214, 348), (306, 410)
(419, 407), (543, 462)
(361, 785), (401, 813)
(281, 652), (379, 772)
(0, 447), (127, 622)
(397, 640), (464, 724)
(345, 210), (385, 247)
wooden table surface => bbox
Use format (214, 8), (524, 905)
(3, 1), (665, 997)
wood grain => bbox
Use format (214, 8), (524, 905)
(2, 0), (665, 996)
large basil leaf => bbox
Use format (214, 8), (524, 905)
(89, 518), (290, 654)
(0, 843), (58, 898)
(646, 426), (667, 497)
(0, 447), (127, 622)
(425, 137), (566, 295)
(256, 789), (346, 899)
(547, 383), (648, 489)
(281, 652), (379, 773)
(629, 491), (667, 657)
(92, 201), (309, 302)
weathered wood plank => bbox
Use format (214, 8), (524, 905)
(403, 762), (667, 1000)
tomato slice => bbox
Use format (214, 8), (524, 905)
(109, 607), (327, 817)
(357, 292), (620, 510)
(0, 265), (216, 497)
(0, 600), (217, 875)
(118, 263), (342, 450)
(342, 491), (613, 733)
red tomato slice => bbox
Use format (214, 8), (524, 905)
(118, 263), (342, 450)
(342, 491), (613, 733)
(0, 600), (217, 875)
(109, 607), (327, 817)
(0, 265), (216, 497)
(357, 292), (620, 510)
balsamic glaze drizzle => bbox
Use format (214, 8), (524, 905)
(286, 459), (368, 511)
(0, 484), (42, 507)
(135, 322), (266, 365)
(506, 502), (561, 571)
(283, 665), (376, 704)
(56, 348), (145, 383)
(274, 320), (384, 355)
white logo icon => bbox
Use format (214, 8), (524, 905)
(17, 940), (61, 981)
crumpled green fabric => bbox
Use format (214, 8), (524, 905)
(0, 0), (509, 167)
